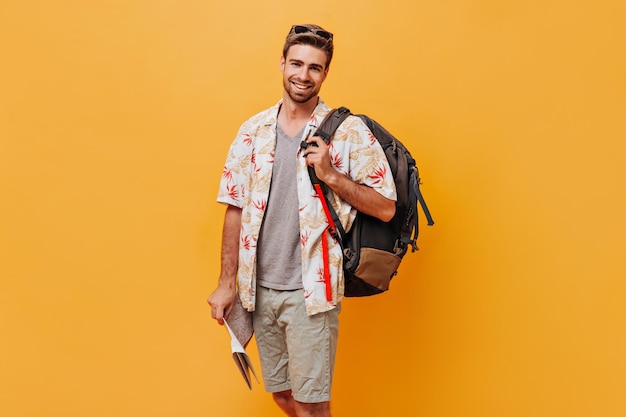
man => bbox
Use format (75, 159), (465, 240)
(208, 24), (396, 417)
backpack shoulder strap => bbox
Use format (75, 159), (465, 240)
(306, 107), (352, 243)
(315, 106), (352, 143)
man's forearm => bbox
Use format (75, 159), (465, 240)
(324, 171), (395, 222)
(218, 204), (242, 288)
(304, 135), (395, 222)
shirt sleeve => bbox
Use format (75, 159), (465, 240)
(336, 116), (397, 201)
(216, 125), (253, 208)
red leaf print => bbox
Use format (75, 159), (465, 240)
(243, 134), (253, 146)
(251, 148), (262, 173)
(367, 130), (377, 145)
(330, 152), (343, 171)
(368, 164), (387, 185)
(315, 266), (325, 283)
(222, 166), (233, 182)
(253, 199), (267, 211)
(227, 184), (238, 200)
(241, 234), (251, 251)
(301, 230), (310, 246)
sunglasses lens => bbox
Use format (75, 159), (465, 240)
(290, 25), (333, 41)
(293, 25), (308, 34)
(316, 30), (332, 40)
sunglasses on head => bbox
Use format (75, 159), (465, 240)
(289, 25), (333, 42)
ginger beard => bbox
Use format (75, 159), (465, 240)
(283, 75), (321, 104)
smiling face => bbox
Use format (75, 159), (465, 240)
(280, 44), (329, 105)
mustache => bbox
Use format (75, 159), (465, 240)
(288, 77), (313, 86)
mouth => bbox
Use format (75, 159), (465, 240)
(291, 80), (312, 91)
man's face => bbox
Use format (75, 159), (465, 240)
(280, 44), (329, 104)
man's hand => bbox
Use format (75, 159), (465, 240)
(207, 284), (237, 325)
(303, 136), (338, 184)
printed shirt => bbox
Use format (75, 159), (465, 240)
(217, 99), (397, 315)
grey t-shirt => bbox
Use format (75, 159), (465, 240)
(256, 124), (304, 290)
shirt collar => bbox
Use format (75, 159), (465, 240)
(262, 98), (331, 128)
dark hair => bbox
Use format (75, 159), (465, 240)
(282, 24), (334, 69)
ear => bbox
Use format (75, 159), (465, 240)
(279, 56), (285, 72)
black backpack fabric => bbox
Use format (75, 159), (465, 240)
(307, 107), (434, 297)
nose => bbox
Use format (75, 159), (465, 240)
(297, 66), (310, 81)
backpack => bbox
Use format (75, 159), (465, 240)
(307, 107), (435, 297)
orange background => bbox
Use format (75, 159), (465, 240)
(1, 1), (625, 416)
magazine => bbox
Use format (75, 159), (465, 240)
(222, 298), (258, 390)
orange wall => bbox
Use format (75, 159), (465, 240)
(1, 1), (625, 416)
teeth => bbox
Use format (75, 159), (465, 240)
(293, 82), (309, 90)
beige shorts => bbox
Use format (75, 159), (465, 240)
(252, 287), (341, 403)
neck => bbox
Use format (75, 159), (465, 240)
(277, 95), (319, 134)
(279, 94), (319, 121)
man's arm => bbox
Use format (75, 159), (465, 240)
(207, 204), (242, 325)
(304, 136), (396, 222)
